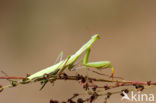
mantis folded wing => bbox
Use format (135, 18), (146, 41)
(27, 34), (114, 81)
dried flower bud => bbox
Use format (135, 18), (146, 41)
(50, 99), (59, 103)
(120, 93), (124, 97)
(147, 81), (151, 86)
(104, 86), (110, 90)
(92, 85), (98, 91)
(63, 73), (68, 80)
(81, 77), (86, 83)
(83, 83), (89, 90)
(68, 99), (76, 103)
(107, 92), (112, 98)
(121, 89), (129, 93)
(73, 93), (79, 97)
(0, 85), (3, 92)
(90, 95), (95, 103)
(134, 85), (144, 91)
(77, 98), (84, 103)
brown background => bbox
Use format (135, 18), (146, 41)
(0, 1), (156, 103)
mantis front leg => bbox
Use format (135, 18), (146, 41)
(83, 48), (114, 77)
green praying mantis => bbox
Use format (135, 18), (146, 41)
(27, 34), (114, 82)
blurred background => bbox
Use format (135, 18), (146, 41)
(0, 0), (156, 103)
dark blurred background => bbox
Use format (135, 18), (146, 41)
(0, 1), (156, 103)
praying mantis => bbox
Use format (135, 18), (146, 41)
(27, 34), (114, 82)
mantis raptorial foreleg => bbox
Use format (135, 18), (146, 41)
(83, 48), (114, 77)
